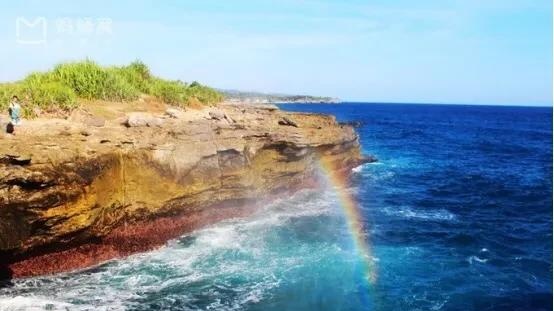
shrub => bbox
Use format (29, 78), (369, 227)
(0, 59), (223, 116)
(127, 60), (151, 81)
(24, 81), (77, 111)
(0, 83), (24, 113)
(51, 60), (140, 101)
(150, 78), (187, 105)
(51, 60), (108, 99)
(103, 68), (140, 101)
(0, 77), (77, 117)
(112, 61), (153, 94)
(185, 82), (223, 106)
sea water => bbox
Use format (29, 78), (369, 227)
(0, 103), (551, 311)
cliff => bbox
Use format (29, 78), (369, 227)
(0, 102), (372, 280)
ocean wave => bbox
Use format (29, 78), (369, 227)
(352, 165), (364, 173)
(467, 255), (488, 264)
(0, 296), (78, 311)
(0, 188), (346, 311)
(382, 207), (456, 221)
(351, 162), (382, 173)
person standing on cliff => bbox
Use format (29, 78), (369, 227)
(7, 95), (22, 134)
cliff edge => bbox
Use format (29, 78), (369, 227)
(0, 102), (372, 279)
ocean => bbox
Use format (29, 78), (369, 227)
(0, 103), (552, 311)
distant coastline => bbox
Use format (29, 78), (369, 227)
(220, 89), (340, 104)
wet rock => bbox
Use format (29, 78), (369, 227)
(360, 154), (378, 164)
(339, 121), (363, 128)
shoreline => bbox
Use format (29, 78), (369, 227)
(2, 182), (318, 280)
(0, 101), (372, 281)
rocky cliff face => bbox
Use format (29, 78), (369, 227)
(0, 103), (371, 279)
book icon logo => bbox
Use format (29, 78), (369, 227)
(16, 17), (47, 45)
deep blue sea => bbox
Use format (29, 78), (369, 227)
(0, 103), (552, 311)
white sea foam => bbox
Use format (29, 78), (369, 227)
(0, 296), (74, 311)
(368, 171), (395, 181)
(403, 246), (424, 255)
(383, 206), (456, 221)
(352, 161), (384, 176)
(430, 299), (448, 310)
(352, 162), (381, 173)
(467, 255), (488, 264)
(0, 188), (344, 311)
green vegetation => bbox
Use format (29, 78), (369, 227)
(0, 60), (223, 117)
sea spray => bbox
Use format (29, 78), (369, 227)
(0, 189), (370, 310)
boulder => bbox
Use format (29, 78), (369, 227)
(209, 110), (226, 120)
(124, 113), (164, 127)
(165, 107), (184, 119)
(209, 110), (235, 123)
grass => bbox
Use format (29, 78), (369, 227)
(0, 60), (223, 117)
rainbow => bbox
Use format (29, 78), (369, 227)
(317, 156), (377, 284)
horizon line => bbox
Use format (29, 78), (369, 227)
(276, 100), (552, 107)
(336, 101), (553, 108)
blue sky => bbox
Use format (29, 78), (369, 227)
(0, 0), (552, 105)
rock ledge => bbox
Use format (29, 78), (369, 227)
(0, 103), (372, 279)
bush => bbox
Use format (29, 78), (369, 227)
(0, 79), (76, 117)
(52, 60), (140, 101)
(185, 82), (223, 106)
(150, 78), (187, 105)
(110, 61), (153, 95)
(0, 59), (223, 116)
(103, 68), (140, 101)
(25, 81), (77, 111)
(51, 60), (108, 99)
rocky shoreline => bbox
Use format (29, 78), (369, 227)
(0, 102), (373, 281)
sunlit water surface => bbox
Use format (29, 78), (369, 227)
(0, 103), (551, 311)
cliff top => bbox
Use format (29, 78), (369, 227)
(0, 98), (356, 168)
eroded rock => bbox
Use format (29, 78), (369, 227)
(1, 154), (31, 166)
(0, 104), (372, 278)
(209, 110), (226, 120)
(124, 112), (164, 127)
(165, 107), (185, 119)
(278, 116), (298, 127)
(69, 109), (106, 127)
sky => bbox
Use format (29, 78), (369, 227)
(0, 0), (552, 105)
